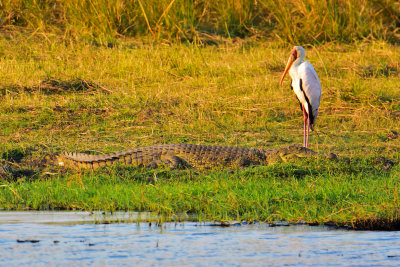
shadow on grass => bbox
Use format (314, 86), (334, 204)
(360, 63), (400, 78)
(1, 148), (26, 163)
(1, 78), (112, 95)
(0, 147), (53, 181)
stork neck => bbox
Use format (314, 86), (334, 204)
(293, 57), (304, 68)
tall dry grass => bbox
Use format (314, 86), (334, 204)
(0, 0), (399, 43)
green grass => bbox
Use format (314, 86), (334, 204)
(1, 160), (400, 228)
(0, 31), (399, 228)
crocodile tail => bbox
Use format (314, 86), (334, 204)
(60, 151), (134, 169)
(55, 154), (67, 167)
(57, 152), (108, 169)
(56, 152), (91, 169)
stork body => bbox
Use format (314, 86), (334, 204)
(280, 46), (321, 148)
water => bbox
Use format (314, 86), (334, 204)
(1, 212), (400, 266)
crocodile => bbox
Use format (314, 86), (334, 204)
(56, 144), (337, 170)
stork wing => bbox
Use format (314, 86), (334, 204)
(299, 62), (322, 117)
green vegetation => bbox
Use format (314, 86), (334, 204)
(1, 0), (399, 43)
(2, 161), (400, 229)
(0, 1), (399, 228)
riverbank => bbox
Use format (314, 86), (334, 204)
(0, 32), (399, 229)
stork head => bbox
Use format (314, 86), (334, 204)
(279, 46), (306, 86)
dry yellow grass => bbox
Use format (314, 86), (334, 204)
(0, 34), (399, 160)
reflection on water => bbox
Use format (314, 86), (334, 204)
(0, 212), (400, 266)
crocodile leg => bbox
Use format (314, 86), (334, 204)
(148, 154), (192, 169)
(235, 157), (254, 168)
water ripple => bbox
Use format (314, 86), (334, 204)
(0, 212), (400, 266)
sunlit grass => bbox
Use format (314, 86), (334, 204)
(0, 35), (398, 155)
(0, 0), (398, 43)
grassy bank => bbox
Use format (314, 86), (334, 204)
(0, 31), (399, 228)
(2, 160), (400, 230)
(1, 0), (399, 43)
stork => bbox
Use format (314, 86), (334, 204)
(279, 46), (321, 148)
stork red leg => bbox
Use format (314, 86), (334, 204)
(305, 116), (310, 148)
(302, 105), (307, 147)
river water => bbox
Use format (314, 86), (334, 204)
(1, 211), (400, 266)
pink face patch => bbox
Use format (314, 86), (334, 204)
(291, 48), (298, 60)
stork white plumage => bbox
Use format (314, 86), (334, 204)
(279, 46), (321, 148)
